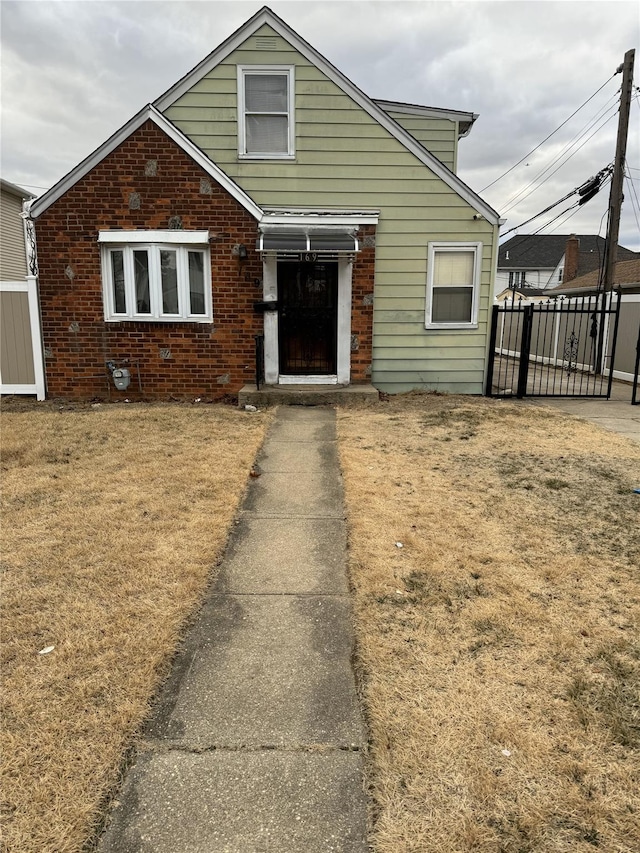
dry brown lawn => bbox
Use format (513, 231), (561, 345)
(0, 400), (271, 853)
(338, 394), (640, 853)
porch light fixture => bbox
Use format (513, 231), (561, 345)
(233, 243), (248, 260)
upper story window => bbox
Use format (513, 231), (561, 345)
(509, 271), (525, 287)
(99, 231), (212, 322)
(425, 242), (481, 329)
(238, 66), (295, 159)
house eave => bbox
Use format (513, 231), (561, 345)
(373, 99), (478, 138)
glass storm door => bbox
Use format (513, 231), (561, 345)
(277, 261), (338, 375)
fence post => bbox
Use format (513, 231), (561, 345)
(485, 304), (500, 397)
(605, 290), (622, 399)
(516, 304), (533, 398)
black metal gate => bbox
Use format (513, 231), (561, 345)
(632, 321), (640, 405)
(486, 291), (621, 399)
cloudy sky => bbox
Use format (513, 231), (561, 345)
(2, 0), (639, 249)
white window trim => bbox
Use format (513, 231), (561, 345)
(99, 230), (210, 245)
(100, 238), (212, 323)
(425, 241), (482, 330)
(237, 65), (295, 159)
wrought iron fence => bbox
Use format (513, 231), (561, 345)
(486, 291), (621, 399)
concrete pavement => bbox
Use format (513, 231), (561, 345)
(99, 406), (368, 853)
(526, 380), (640, 444)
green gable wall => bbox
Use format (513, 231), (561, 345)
(163, 25), (497, 394)
(381, 111), (457, 172)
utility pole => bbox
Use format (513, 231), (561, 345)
(596, 48), (635, 373)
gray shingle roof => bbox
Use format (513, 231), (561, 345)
(498, 234), (638, 273)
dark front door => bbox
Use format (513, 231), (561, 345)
(278, 260), (338, 375)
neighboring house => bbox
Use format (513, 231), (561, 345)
(29, 6), (500, 400)
(0, 179), (45, 400)
(547, 258), (640, 384)
(496, 234), (639, 298)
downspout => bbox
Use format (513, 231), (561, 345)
(483, 218), (504, 395)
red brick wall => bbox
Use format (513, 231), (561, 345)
(35, 119), (375, 399)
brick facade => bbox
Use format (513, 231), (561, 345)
(35, 120), (375, 400)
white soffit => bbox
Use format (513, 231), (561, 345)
(29, 106), (263, 222)
(153, 6), (499, 225)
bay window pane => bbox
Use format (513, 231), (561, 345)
(432, 286), (473, 323)
(110, 250), (126, 313)
(133, 250), (151, 314)
(245, 74), (287, 112)
(160, 250), (178, 314)
(188, 251), (206, 315)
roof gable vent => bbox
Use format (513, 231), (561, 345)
(255, 36), (278, 50)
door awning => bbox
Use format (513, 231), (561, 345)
(257, 229), (359, 255)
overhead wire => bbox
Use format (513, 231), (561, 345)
(500, 103), (619, 215)
(624, 163), (640, 235)
(480, 71), (619, 193)
(500, 166), (612, 238)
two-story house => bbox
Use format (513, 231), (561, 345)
(29, 6), (500, 400)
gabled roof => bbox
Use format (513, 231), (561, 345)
(154, 6), (499, 225)
(546, 258), (640, 294)
(29, 105), (263, 221)
(498, 234), (639, 271)
(374, 100), (477, 138)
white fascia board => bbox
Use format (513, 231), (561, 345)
(153, 7), (499, 225)
(1, 179), (36, 200)
(374, 99), (477, 124)
(98, 230), (210, 244)
(29, 105), (263, 222)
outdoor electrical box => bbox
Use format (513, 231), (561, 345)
(112, 368), (130, 391)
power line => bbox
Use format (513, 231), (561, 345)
(500, 166), (612, 237)
(498, 95), (618, 213)
(500, 105), (618, 215)
(624, 163), (640, 234)
(480, 71), (619, 193)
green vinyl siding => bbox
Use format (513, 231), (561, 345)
(383, 111), (457, 171)
(163, 24), (497, 394)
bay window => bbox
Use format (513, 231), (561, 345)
(99, 231), (211, 321)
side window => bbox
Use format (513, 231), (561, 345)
(238, 66), (294, 158)
(426, 243), (481, 328)
(100, 233), (211, 322)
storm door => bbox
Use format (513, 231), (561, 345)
(278, 260), (338, 375)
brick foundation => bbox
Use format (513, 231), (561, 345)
(35, 120), (375, 400)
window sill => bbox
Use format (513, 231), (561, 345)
(238, 153), (296, 161)
(105, 316), (213, 324)
(425, 323), (479, 331)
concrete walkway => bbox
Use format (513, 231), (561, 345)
(525, 380), (640, 444)
(99, 407), (368, 853)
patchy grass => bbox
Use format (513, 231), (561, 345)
(0, 400), (271, 853)
(338, 394), (640, 853)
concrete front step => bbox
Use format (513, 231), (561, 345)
(238, 383), (379, 407)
